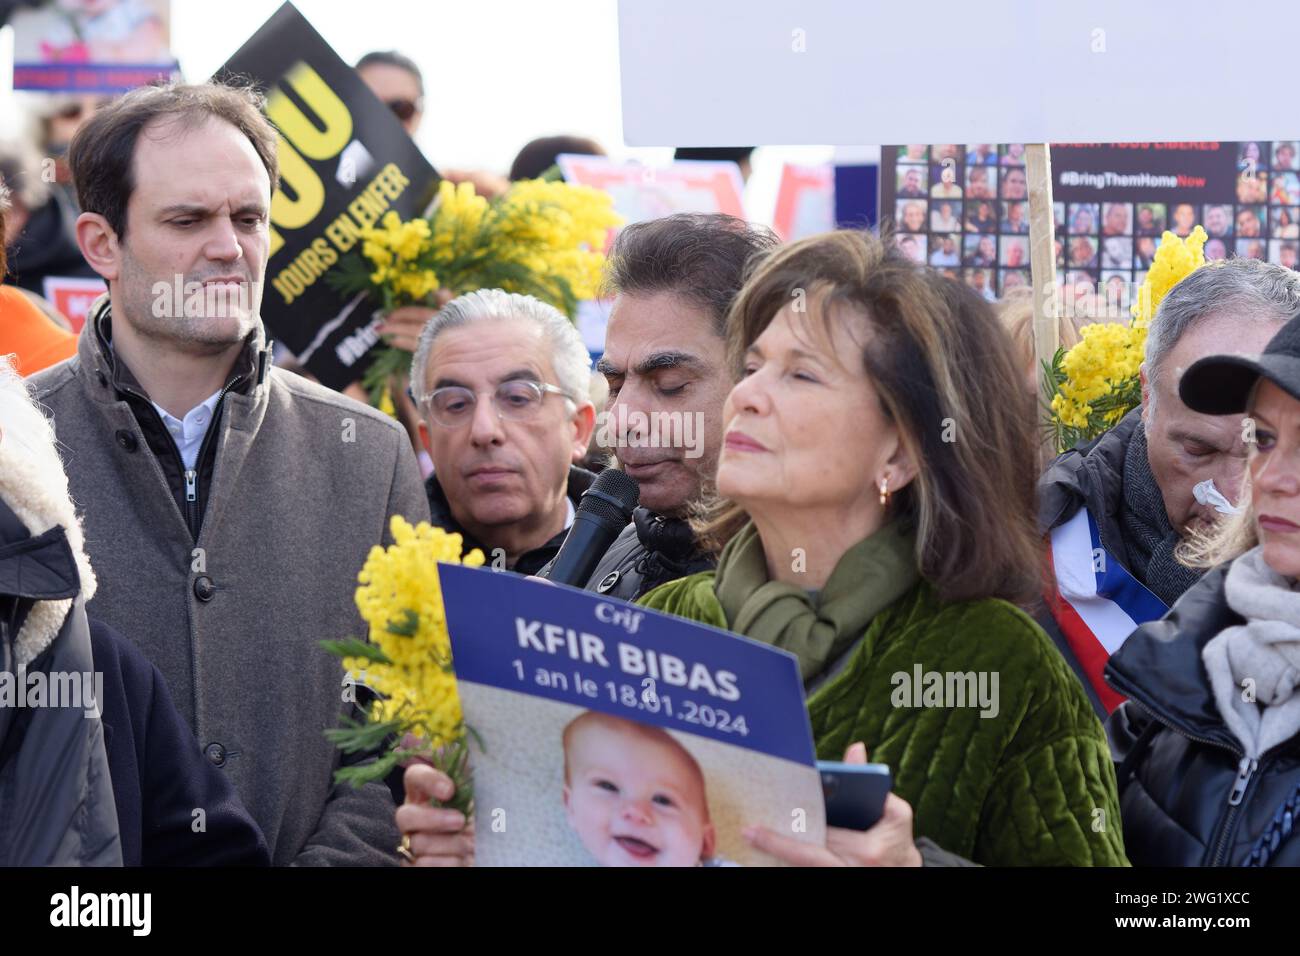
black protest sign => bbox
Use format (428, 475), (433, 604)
(216, 1), (438, 388)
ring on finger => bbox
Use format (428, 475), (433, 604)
(396, 832), (416, 864)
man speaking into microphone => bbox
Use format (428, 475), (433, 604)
(579, 214), (777, 600)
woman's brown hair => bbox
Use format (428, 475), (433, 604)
(695, 229), (1044, 606)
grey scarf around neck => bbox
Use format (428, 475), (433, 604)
(1203, 546), (1300, 758)
(1119, 421), (1204, 607)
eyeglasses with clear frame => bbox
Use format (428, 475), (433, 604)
(410, 380), (572, 428)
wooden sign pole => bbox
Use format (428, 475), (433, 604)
(1025, 143), (1058, 456)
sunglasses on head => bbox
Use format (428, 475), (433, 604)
(386, 98), (422, 122)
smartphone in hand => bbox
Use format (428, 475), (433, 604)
(817, 761), (892, 830)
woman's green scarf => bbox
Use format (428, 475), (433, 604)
(713, 519), (920, 684)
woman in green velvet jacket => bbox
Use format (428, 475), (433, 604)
(639, 230), (1127, 867)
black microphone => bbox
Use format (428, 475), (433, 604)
(543, 469), (639, 586)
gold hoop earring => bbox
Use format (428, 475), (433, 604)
(879, 477), (890, 506)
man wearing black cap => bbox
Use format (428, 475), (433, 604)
(1180, 315), (1300, 414)
(1039, 258), (1300, 718)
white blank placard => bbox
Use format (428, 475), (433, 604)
(619, 0), (1300, 145)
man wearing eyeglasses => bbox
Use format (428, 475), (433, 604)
(409, 288), (599, 575)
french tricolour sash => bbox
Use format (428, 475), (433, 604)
(1046, 507), (1168, 714)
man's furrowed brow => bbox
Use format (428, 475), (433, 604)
(595, 357), (622, 376)
(633, 351), (702, 375)
(158, 200), (269, 218)
(159, 203), (211, 217)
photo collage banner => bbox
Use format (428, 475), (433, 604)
(881, 142), (1300, 308)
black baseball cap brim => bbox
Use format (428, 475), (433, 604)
(1179, 352), (1300, 415)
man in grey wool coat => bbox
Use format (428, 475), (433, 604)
(30, 81), (431, 865)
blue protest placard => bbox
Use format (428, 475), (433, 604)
(441, 564), (825, 866)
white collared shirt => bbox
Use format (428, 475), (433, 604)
(152, 390), (223, 470)
(563, 495), (576, 531)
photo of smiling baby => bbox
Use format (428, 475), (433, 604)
(441, 562), (827, 866)
(561, 710), (735, 867)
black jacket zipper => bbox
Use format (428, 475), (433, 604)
(121, 394), (202, 539)
(1214, 755), (1259, 866)
(1134, 703), (1256, 866)
(95, 307), (270, 541)
(1109, 672), (1262, 866)
(123, 376), (243, 540)
(180, 375), (247, 539)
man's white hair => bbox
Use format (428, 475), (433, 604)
(409, 289), (591, 411)
(1143, 258), (1300, 420)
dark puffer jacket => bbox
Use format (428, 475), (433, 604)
(577, 507), (715, 602)
(0, 498), (121, 866)
(1039, 409), (1142, 562)
(1105, 565), (1300, 866)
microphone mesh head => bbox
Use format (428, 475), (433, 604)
(578, 468), (640, 523)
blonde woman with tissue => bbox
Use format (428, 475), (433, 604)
(1039, 259), (1300, 718)
(1106, 313), (1300, 866)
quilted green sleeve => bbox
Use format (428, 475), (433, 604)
(976, 727), (1127, 866)
(971, 603), (1129, 867)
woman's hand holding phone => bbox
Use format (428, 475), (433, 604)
(742, 742), (923, 867)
